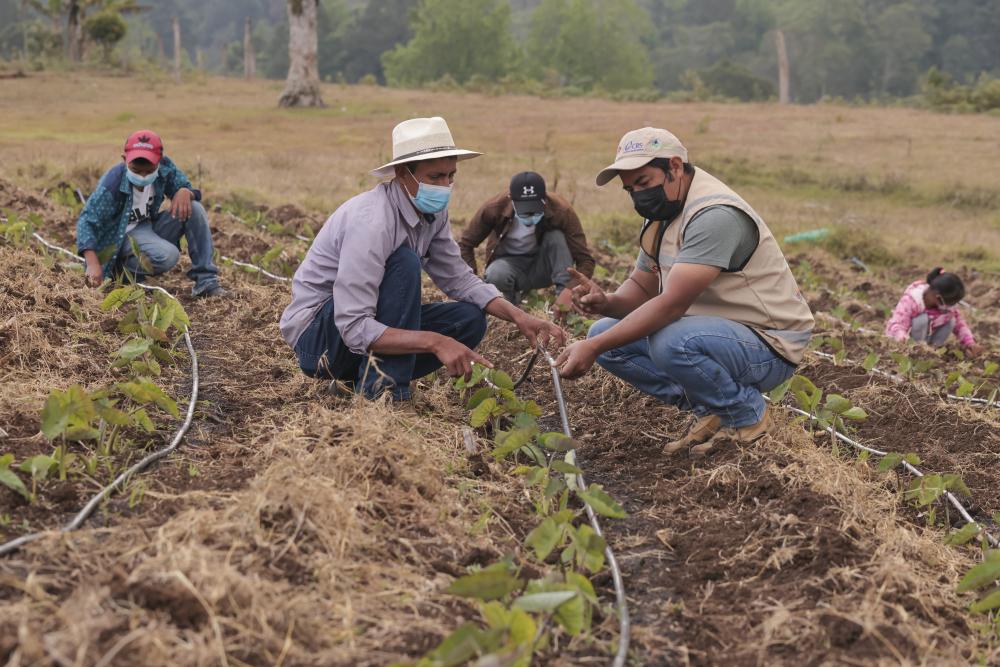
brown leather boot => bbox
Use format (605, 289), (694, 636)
(690, 406), (772, 458)
(663, 414), (722, 456)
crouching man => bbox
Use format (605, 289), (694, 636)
(556, 127), (813, 456)
(76, 129), (225, 297)
(279, 117), (565, 401)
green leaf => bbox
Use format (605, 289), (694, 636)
(767, 378), (791, 403)
(526, 517), (563, 561)
(862, 351), (880, 372)
(470, 398), (497, 428)
(957, 552), (1000, 593)
(842, 407), (868, 420)
(945, 522), (982, 546)
(553, 588), (587, 636)
(140, 324), (169, 344)
(538, 432), (576, 452)
(878, 452), (903, 472)
(117, 380), (179, 417)
(421, 622), (500, 667)
(825, 394), (852, 414)
(507, 607), (537, 646)
(944, 474), (971, 498)
(956, 380), (975, 398)
(40, 389), (71, 440)
(576, 484), (627, 518)
(984, 362), (998, 378)
(574, 524), (606, 572)
(19, 454), (55, 480)
(447, 569), (521, 601)
(492, 427), (537, 460)
(550, 460), (583, 475)
(0, 454), (29, 500)
(96, 404), (130, 426)
(488, 369), (514, 391)
(117, 337), (152, 361)
(969, 588), (1000, 614)
(790, 374), (817, 396)
(512, 590), (577, 612)
(100, 286), (135, 311)
(466, 387), (493, 410)
(131, 408), (155, 433)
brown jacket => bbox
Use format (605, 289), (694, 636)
(458, 191), (595, 280)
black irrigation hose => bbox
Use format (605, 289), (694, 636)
(0, 233), (200, 557)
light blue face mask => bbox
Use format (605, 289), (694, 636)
(405, 171), (452, 214)
(126, 167), (159, 188)
(516, 212), (543, 226)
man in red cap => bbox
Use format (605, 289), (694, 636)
(76, 130), (225, 297)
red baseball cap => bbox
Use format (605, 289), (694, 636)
(123, 130), (163, 166)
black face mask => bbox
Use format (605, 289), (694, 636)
(630, 181), (683, 222)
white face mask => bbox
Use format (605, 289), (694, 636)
(516, 212), (544, 226)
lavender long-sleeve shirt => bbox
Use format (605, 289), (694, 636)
(279, 180), (502, 352)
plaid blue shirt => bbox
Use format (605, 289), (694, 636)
(75, 157), (201, 274)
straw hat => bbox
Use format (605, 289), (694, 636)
(371, 117), (481, 178)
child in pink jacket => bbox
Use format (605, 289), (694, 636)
(885, 268), (983, 356)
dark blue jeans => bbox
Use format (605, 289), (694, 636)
(294, 247), (488, 400)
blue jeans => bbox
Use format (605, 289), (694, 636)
(589, 316), (795, 428)
(294, 246), (489, 400)
(116, 201), (220, 296)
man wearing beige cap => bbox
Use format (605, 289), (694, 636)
(280, 117), (564, 401)
(556, 127), (813, 455)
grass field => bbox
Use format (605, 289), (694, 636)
(2, 71), (1000, 665)
(3, 72), (1000, 268)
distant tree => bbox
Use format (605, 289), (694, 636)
(337, 0), (416, 83)
(873, 2), (933, 96)
(695, 58), (775, 100)
(279, 0), (324, 107)
(382, 0), (519, 86)
(527, 0), (653, 91)
(84, 10), (126, 62)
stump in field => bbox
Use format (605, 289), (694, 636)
(278, 0), (325, 108)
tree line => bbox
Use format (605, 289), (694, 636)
(2, 0), (999, 108)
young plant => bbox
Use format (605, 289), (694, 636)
(0, 454), (30, 501)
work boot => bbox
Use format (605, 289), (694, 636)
(663, 414), (721, 456)
(690, 405), (772, 458)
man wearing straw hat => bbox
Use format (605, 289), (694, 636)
(280, 117), (565, 401)
(555, 127), (813, 456)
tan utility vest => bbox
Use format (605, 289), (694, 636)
(640, 167), (814, 364)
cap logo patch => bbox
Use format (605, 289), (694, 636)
(132, 142), (154, 150)
(620, 139), (646, 155)
(522, 185), (536, 197)
(648, 138), (662, 150)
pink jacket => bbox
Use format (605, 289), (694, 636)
(884, 280), (976, 348)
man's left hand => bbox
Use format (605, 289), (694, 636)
(516, 312), (566, 350)
(170, 188), (193, 222)
(555, 339), (598, 379)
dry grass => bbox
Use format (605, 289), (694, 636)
(2, 72), (1000, 266)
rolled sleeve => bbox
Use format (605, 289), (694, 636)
(331, 207), (395, 354)
(426, 220), (502, 308)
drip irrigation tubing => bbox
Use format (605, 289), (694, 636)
(778, 400), (999, 548)
(538, 348), (630, 667)
(220, 255), (292, 282)
(810, 349), (999, 409)
(0, 232), (200, 557)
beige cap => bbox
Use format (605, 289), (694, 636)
(596, 127), (688, 186)
(371, 116), (481, 179)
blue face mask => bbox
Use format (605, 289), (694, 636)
(405, 171), (452, 214)
(126, 167), (159, 188)
(516, 212), (543, 226)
